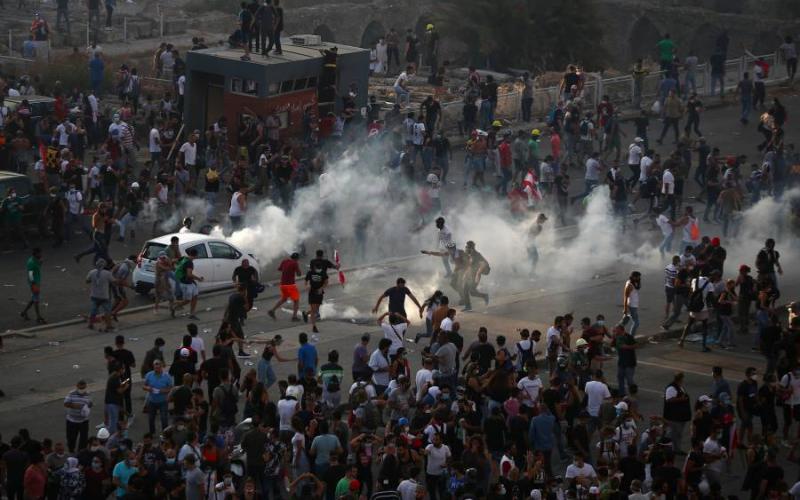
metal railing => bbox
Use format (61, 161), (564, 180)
(438, 51), (787, 131)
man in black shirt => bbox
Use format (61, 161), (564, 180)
(2, 436), (29, 500)
(373, 277), (423, 321)
(684, 93), (703, 137)
(232, 259), (259, 309)
(226, 284), (249, 356)
(104, 361), (129, 434)
(112, 335), (136, 417)
(462, 328), (495, 374)
(200, 344), (225, 400)
(309, 249), (338, 277)
(302, 267), (328, 333)
(169, 373), (194, 420)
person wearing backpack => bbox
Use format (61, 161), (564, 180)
(515, 329), (538, 374)
(211, 369), (238, 433)
(678, 269), (712, 352)
(319, 349), (344, 409)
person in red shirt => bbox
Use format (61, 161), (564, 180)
(495, 131), (513, 195)
(549, 127), (561, 172)
(268, 252), (302, 321)
(23, 453), (47, 499)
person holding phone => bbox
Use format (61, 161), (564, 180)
(104, 361), (131, 435)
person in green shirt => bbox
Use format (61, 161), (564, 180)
(1, 187), (29, 249)
(334, 464), (359, 499)
(20, 247), (46, 323)
(656, 34), (676, 71)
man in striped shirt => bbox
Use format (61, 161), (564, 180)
(63, 379), (93, 453)
(663, 255), (679, 321)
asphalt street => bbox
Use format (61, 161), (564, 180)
(0, 245), (798, 494)
(1, 90), (799, 330)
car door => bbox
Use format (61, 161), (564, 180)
(208, 241), (243, 285)
(183, 242), (214, 291)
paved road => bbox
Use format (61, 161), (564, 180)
(2, 90), (798, 330)
(0, 232), (797, 495)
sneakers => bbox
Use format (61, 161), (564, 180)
(312, 326), (319, 333)
(462, 306), (472, 312)
(237, 350), (252, 357)
(188, 314), (199, 320)
(267, 310), (276, 320)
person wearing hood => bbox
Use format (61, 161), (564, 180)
(86, 258), (114, 332)
(56, 456), (85, 499)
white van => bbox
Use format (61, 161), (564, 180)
(133, 232), (259, 294)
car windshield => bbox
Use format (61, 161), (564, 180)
(141, 242), (167, 260)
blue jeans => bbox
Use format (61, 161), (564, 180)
(741, 97), (752, 122)
(626, 307), (640, 337)
(90, 297), (111, 319)
(479, 100), (493, 130)
(105, 403), (121, 433)
(684, 73), (696, 95)
(617, 366), (635, 396)
(710, 73), (725, 97)
(659, 232), (673, 256)
(205, 191), (217, 220)
(257, 358), (277, 388)
(147, 400), (169, 434)
(394, 85), (410, 107)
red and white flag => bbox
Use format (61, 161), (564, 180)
(334, 249), (346, 286)
(522, 169), (542, 205)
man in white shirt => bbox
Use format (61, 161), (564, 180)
(397, 474), (422, 500)
(626, 137), (643, 189)
(564, 452), (597, 490)
(657, 213), (675, 257)
(149, 120), (162, 168)
(56, 118), (75, 148)
(64, 184), (88, 241)
(661, 166), (676, 218)
(434, 216), (455, 276)
(277, 392), (299, 435)
(394, 65), (414, 108)
(414, 357), (434, 402)
(423, 433), (451, 493)
(702, 430), (724, 487)
(571, 152), (602, 204)
(517, 364), (543, 409)
(368, 339), (392, 394)
(177, 74), (186, 115)
(584, 370), (611, 432)
(178, 131), (198, 176)
(545, 316), (563, 373)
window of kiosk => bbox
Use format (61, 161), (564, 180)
(280, 80), (294, 93)
(293, 78), (307, 91)
(243, 79), (258, 95)
(278, 111), (289, 129)
(306, 76), (317, 88)
(268, 82), (280, 95)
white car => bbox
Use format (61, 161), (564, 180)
(133, 232), (260, 294)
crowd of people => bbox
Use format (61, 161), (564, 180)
(1, 4), (800, 500)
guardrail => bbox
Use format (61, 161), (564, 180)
(439, 51), (787, 132)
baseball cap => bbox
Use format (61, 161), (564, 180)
(180, 348), (190, 358)
(698, 395), (712, 403)
(614, 401), (628, 411)
(530, 491), (542, 500)
(97, 428), (110, 440)
(398, 417), (409, 426)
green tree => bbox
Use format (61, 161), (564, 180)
(433, 0), (607, 72)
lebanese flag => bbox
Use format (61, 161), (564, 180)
(521, 169), (542, 206)
(334, 249), (346, 286)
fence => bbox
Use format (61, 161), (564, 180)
(439, 51), (787, 132)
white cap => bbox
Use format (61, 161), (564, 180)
(131, 182), (140, 189)
(615, 401), (628, 411)
(286, 386), (302, 399)
(589, 486), (600, 494)
(530, 490), (542, 500)
(575, 338), (588, 348)
(427, 386), (441, 399)
(634, 136), (643, 143)
(180, 347), (190, 357)
(426, 173), (439, 184)
(698, 395), (713, 403)
(97, 428), (110, 439)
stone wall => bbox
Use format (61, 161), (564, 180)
(273, 0), (799, 71)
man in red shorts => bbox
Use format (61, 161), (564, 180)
(268, 252), (302, 321)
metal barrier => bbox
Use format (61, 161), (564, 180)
(435, 51), (787, 133)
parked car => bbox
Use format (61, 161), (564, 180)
(133, 232), (260, 294)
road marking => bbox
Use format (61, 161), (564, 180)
(636, 360), (711, 378)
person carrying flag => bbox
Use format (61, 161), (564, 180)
(522, 166), (542, 208)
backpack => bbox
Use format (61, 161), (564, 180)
(219, 384), (238, 423)
(517, 341), (535, 369)
(358, 400), (380, 431)
(687, 279), (710, 313)
(326, 375), (340, 393)
(580, 119), (590, 136)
